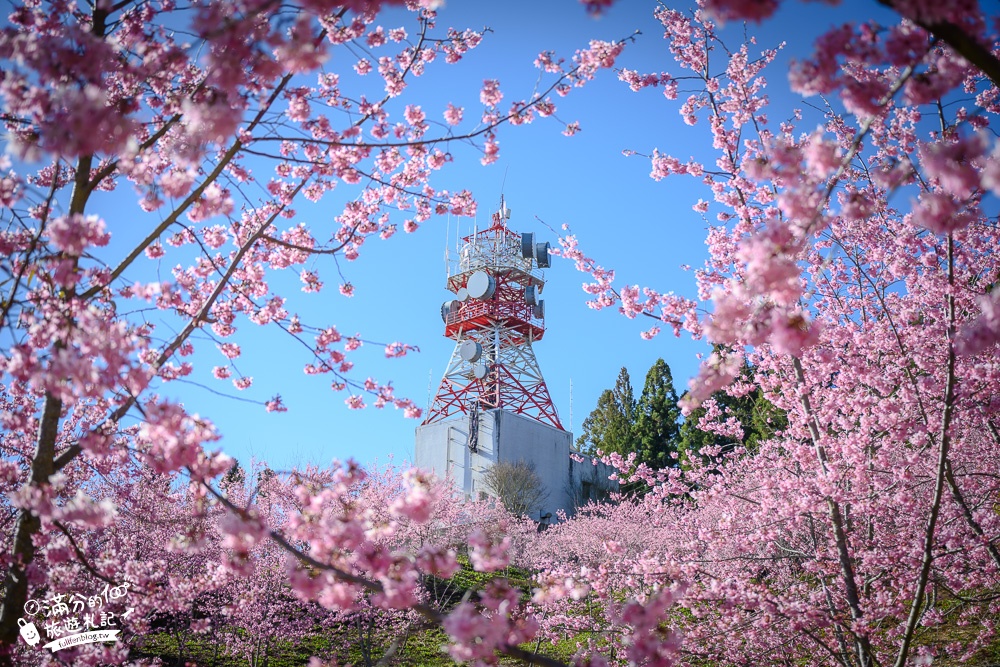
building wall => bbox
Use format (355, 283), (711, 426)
(415, 408), (617, 520)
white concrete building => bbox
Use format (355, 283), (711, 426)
(415, 408), (617, 520)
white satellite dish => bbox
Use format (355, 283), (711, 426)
(457, 287), (470, 302)
(466, 271), (495, 300)
(460, 340), (483, 362)
(473, 363), (490, 379)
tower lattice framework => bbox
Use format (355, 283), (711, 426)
(423, 200), (563, 430)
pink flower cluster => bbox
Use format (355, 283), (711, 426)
(444, 579), (538, 664)
(46, 214), (110, 256)
(137, 401), (231, 479)
(480, 79), (503, 107)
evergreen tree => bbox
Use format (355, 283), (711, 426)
(633, 358), (681, 471)
(578, 358), (782, 476)
(576, 389), (615, 455)
(576, 367), (636, 456)
(611, 366), (637, 432)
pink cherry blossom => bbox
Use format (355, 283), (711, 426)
(480, 79), (503, 106)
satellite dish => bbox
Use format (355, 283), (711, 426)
(442, 299), (461, 322)
(460, 340), (482, 362)
(466, 271), (495, 300)
(524, 284), (537, 306)
(473, 363), (491, 379)
(534, 241), (551, 268)
(533, 300), (545, 319)
(521, 232), (534, 259)
(457, 287), (470, 302)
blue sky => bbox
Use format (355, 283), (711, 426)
(176, 0), (877, 472)
(165, 0), (878, 472)
(54, 0), (894, 472)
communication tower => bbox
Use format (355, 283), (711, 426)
(423, 197), (563, 430)
(415, 196), (615, 519)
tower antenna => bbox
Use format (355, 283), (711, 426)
(423, 196), (562, 429)
(427, 369), (433, 410)
(444, 214), (450, 275)
(569, 378), (574, 434)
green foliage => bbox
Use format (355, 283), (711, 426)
(134, 629), (333, 666)
(394, 627), (453, 665)
(508, 630), (604, 666)
(576, 367), (636, 456)
(633, 358), (681, 471)
(577, 361), (683, 480)
(221, 461), (245, 490)
(451, 555), (534, 596)
(578, 357), (787, 487)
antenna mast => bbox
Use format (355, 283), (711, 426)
(424, 199), (562, 429)
(569, 378), (573, 434)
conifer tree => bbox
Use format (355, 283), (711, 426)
(576, 367), (636, 456)
(633, 358), (681, 471)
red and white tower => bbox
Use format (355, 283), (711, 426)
(423, 198), (563, 430)
(415, 197), (615, 517)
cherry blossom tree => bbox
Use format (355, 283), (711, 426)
(4, 0), (1000, 664)
(0, 0), (627, 661)
(550, 0), (1000, 665)
(207, 461), (541, 666)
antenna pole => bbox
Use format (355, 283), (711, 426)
(427, 369), (433, 409)
(569, 378), (573, 434)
